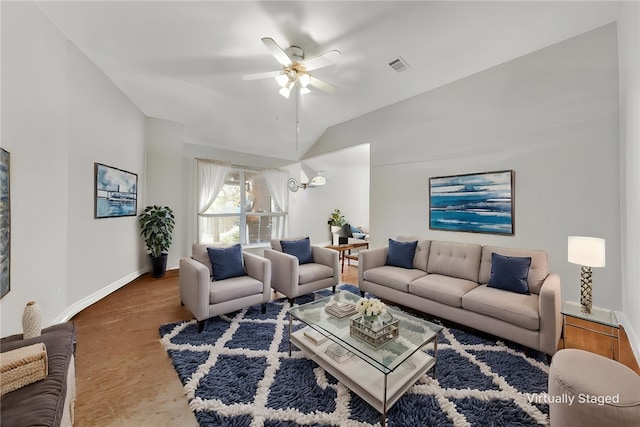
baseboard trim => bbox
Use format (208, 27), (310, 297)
(52, 268), (149, 324)
(615, 310), (640, 364)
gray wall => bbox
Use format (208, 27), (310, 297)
(617, 1), (640, 357)
(1, 2), (147, 335)
(310, 25), (622, 314)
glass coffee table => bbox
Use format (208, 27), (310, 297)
(288, 291), (442, 427)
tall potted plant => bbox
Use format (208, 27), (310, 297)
(138, 205), (175, 278)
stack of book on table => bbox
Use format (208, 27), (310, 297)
(325, 342), (354, 363)
(303, 327), (328, 345)
(324, 302), (357, 319)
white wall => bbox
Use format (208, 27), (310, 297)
(308, 25), (622, 314)
(145, 118), (184, 271)
(617, 1), (640, 356)
(0, 2), (146, 335)
(290, 145), (370, 245)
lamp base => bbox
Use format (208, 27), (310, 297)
(580, 266), (593, 314)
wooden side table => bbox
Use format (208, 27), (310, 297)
(324, 242), (369, 272)
(561, 301), (620, 360)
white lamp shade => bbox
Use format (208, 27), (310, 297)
(310, 175), (326, 186)
(568, 236), (606, 267)
(275, 74), (289, 87)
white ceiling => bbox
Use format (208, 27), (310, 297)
(36, 1), (620, 162)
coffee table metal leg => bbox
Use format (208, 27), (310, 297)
(288, 313), (292, 356)
(381, 373), (387, 427)
(433, 336), (438, 379)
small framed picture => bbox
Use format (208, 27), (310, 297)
(94, 163), (138, 218)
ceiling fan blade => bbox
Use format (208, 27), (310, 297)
(261, 37), (292, 66)
(309, 76), (338, 94)
(242, 70), (282, 81)
(303, 50), (342, 71)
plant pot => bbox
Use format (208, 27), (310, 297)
(150, 253), (168, 278)
(330, 226), (342, 234)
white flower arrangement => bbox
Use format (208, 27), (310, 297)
(355, 297), (386, 317)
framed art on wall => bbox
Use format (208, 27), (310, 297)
(1, 148), (10, 298)
(429, 169), (514, 235)
(94, 163), (138, 218)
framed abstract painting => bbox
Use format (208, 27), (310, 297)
(94, 163), (138, 218)
(429, 169), (515, 235)
(1, 148), (10, 298)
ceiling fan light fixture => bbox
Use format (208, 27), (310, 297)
(275, 73), (289, 87)
(279, 86), (291, 99)
(299, 73), (311, 87)
(300, 86), (311, 95)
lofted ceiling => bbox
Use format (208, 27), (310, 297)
(36, 1), (620, 162)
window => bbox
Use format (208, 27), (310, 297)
(198, 168), (286, 245)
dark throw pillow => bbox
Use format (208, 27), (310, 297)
(207, 244), (245, 281)
(488, 253), (531, 294)
(338, 223), (353, 238)
(281, 237), (314, 264)
(386, 239), (418, 269)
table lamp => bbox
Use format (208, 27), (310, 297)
(567, 236), (605, 314)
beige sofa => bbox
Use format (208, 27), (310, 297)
(358, 239), (562, 356)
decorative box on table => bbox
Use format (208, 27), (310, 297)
(350, 315), (399, 348)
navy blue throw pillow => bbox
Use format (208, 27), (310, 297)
(281, 237), (314, 264)
(386, 239), (418, 269)
(207, 244), (245, 281)
(488, 253), (531, 294)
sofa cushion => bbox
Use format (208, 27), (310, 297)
(192, 243), (225, 276)
(427, 241), (482, 282)
(386, 239), (418, 269)
(409, 274), (479, 308)
(281, 237), (314, 264)
(395, 237), (430, 271)
(462, 285), (540, 331)
(479, 246), (549, 294)
(207, 244), (246, 281)
(298, 263), (334, 285)
(363, 265), (427, 293)
(488, 253), (531, 294)
(209, 275), (264, 304)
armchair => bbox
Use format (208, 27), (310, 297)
(264, 237), (339, 305)
(180, 244), (271, 332)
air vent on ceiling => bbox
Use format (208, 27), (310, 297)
(388, 56), (410, 72)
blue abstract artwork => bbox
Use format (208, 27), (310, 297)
(95, 163), (137, 218)
(429, 170), (514, 235)
(1, 148), (9, 298)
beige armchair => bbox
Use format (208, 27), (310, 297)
(180, 244), (271, 332)
(264, 238), (339, 305)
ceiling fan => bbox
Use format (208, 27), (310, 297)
(242, 37), (341, 98)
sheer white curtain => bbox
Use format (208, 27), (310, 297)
(263, 168), (288, 213)
(197, 160), (231, 214)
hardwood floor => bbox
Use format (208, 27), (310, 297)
(72, 264), (639, 426)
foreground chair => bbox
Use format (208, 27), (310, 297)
(548, 348), (640, 426)
(264, 237), (339, 305)
(180, 243), (271, 332)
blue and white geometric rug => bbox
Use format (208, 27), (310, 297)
(159, 285), (550, 426)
